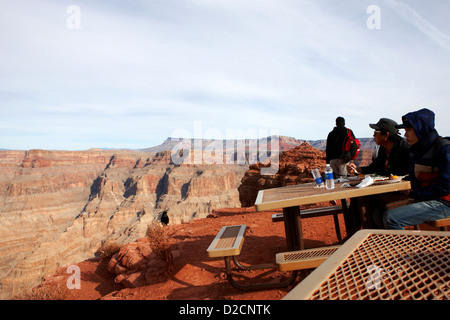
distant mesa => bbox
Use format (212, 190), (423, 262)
(139, 135), (376, 154)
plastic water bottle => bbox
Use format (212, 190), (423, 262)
(325, 164), (335, 190)
(311, 168), (324, 188)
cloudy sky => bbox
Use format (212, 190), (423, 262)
(1, 0), (449, 150)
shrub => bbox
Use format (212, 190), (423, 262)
(146, 221), (174, 273)
(96, 241), (122, 259)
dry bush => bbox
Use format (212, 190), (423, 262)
(146, 221), (174, 273)
(13, 284), (69, 300)
(96, 241), (122, 259)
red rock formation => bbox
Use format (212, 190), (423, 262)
(105, 237), (180, 288)
(238, 142), (327, 207)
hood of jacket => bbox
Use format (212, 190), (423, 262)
(402, 108), (439, 152)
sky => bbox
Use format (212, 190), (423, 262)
(1, 0), (449, 150)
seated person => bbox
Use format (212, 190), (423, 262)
(383, 108), (449, 230)
(347, 118), (410, 228)
(348, 118), (410, 177)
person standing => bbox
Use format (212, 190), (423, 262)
(326, 117), (356, 177)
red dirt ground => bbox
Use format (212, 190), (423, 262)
(34, 206), (348, 300)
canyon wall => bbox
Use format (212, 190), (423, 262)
(0, 149), (247, 299)
(0, 136), (374, 299)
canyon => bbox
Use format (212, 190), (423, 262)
(0, 148), (247, 299)
(0, 136), (374, 299)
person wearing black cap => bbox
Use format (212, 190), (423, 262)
(326, 117), (356, 177)
(383, 108), (450, 230)
(347, 118), (411, 228)
(348, 118), (410, 176)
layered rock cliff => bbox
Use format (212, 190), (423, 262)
(0, 136), (374, 299)
(0, 149), (247, 299)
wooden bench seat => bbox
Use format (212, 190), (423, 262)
(276, 245), (341, 272)
(425, 217), (450, 231)
(207, 224), (298, 291)
(207, 225), (247, 258)
(272, 205), (344, 241)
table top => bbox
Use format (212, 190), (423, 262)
(255, 180), (411, 211)
(283, 229), (450, 300)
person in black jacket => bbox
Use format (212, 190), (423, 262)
(347, 118), (411, 228)
(348, 118), (410, 176)
(326, 117), (356, 177)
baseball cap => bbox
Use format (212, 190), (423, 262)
(395, 116), (413, 129)
(369, 118), (400, 135)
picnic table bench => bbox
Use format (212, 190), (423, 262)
(206, 224), (247, 258)
(276, 245), (341, 272)
(207, 224), (338, 290)
(424, 217), (450, 231)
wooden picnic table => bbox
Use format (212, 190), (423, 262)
(283, 229), (450, 300)
(255, 180), (411, 251)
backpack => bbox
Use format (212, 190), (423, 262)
(342, 129), (361, 161)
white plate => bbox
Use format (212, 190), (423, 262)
(373, 179), (401, 185)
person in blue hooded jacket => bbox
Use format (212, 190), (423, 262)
(383, 108), (450, 229)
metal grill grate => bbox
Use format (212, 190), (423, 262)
(309, 233), (449, 300)
(283, 247), (340, 261)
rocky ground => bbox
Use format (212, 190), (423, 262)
(23, 206), (347, 300)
